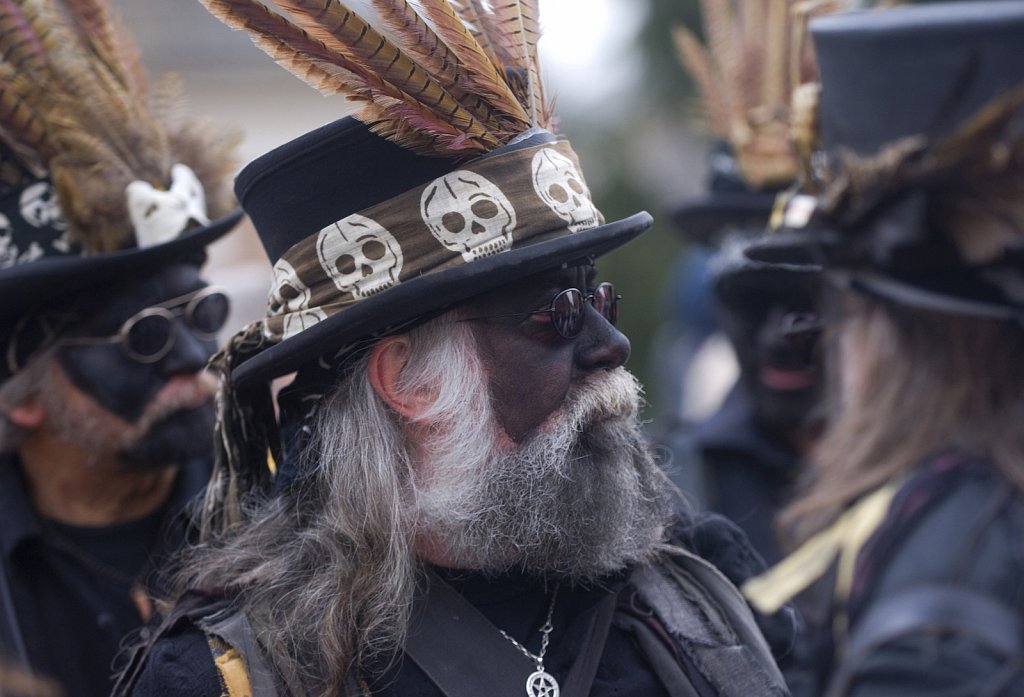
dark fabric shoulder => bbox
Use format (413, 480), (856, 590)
(667, 513), (798, 666)
(130, 625), (221, 697)
(852, 454), (1024, 612)
(833, 454), (1024, 697)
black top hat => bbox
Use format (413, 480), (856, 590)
(0, 2), (242, 382)
(230, 117), (651, 386)
(750, 0), (1024, 320)
(668, 0), (849, 246)
(0, 187), (240, 330)
(671, 143), (786, 247)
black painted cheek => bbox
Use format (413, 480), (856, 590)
(57, 344), (164, 423)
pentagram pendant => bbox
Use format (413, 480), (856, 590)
(526, 670), (559, 697)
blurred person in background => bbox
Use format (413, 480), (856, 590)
(116, 2), (791, 696)
(744, 2), (1024, 695)
(0, 1), (240, 695)
(658, 0), (841, 566)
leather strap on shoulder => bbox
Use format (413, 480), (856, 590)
(198, 605), (283, 697)
(403, 569), (618, 697)
(404, 571), (534, 697)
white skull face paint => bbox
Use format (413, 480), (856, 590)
(127, 163), (210, 249)
(267, 258), (327, 339)
(316, 213), (403, 299)
(531, 148), (600, 232)
(20, 182), (67, 230)
(421, 170), (516, 262)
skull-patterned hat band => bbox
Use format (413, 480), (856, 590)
(228, 118), (652, 385)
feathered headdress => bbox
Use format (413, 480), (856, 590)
(0, 0), (239, 255)
(673, 0), (848, 190)
(200, 0), (554, 156)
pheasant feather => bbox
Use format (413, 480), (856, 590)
(675, 0), (851, 188)
(198, 0), (554, 158)
(0, 0), (239, 253)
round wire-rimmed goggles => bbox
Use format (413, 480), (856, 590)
(463, 282), (621, 339)
(58, 286), (231, 363)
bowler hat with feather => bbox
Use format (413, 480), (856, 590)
(667, 0), (837, 302)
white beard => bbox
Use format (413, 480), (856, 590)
(412, 367), (671, 581)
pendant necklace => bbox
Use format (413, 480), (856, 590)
(499, 582), (561, 697)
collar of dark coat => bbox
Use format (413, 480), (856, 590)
(0, 451), (210, 563)
(692, 383), (799, 474)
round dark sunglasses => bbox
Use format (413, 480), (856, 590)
(463, 282), (621, 339)
(58, 286), (231, 363)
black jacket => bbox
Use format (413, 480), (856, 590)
(664, 383), (802, 567)
(0, 452), (210, 697)
(793, 453), (1024, 697)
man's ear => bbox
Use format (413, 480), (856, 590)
(6, 397), (45, 429)
(368, 336), (435, 421)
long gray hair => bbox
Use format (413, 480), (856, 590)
(176, 315), (484, 697)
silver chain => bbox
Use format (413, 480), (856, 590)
(498, 583), (560, 670)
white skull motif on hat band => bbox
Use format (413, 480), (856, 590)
(531, 148), (599, 233)
(267, 258), (327, 340)
(421, 170), (517, 262)
(20, 182), (67, 231)
(0, 212), (43, 269)
(317, 213), (404, 299)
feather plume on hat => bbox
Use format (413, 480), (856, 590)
(815, 86), (1024, 266)
(672, 0), (848, 190)
(0, 0), (239, 253)
(198, 0), (553, 157)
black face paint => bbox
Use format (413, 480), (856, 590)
(119, 404), (216, 468)
(56, 263), (217, 429)
(464, 264), (630, 442)
(716, 268), (824, 434)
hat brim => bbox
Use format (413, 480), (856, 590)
(0, 209), (243, 327)
(742, 228), (837, 267)
(232, 211), (653, 386)
(671, 192), (777, 246)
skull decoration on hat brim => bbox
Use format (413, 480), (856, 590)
(746, 0), (1024, 321)
(228, 118), (652, 387)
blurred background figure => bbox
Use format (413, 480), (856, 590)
(744, 2), (1024, 695)
(0, 1), (241, 695)
(655, 0), (842, 568)
(670, 236), (822, 564)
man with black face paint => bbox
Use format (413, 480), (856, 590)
(663, 0), (835, 568)
(0, 3), (241, 695)
(675, 240), (823, 566)
(117, 3), (789, 697)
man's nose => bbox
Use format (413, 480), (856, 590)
(574, 304), (630, 372)
(159, 321), (215, 375)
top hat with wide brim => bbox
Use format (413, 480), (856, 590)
(671, 142), (786, 247)
(0, 209), (242, 331)
(229, 117), (652, 386)
(745, 0), (1024, 319)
